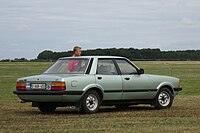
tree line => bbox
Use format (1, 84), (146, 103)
(1, 48), (200, 62)
(36, 48), (200, 61)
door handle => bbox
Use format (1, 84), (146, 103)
(97, 77), (102, 80)
(124, 77), (130, 80)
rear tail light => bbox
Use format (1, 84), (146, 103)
(16, 82), (26, 91)
(51, 82), (66, 91)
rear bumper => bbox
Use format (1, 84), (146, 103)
(13, 91), (83, 95)
(13, 91), (83, 102)
(174, 88), (182, 91)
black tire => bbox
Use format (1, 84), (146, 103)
(38, 103), (57, 113)
(80, 90), (101, 114)
(154, 87), (173, 109)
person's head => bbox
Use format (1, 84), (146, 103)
(73, 46), (81, 56)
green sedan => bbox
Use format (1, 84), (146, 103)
(14, 56), (182, 114)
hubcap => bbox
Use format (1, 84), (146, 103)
(158, 91), (170, 107)
(86, 94), (98, 111)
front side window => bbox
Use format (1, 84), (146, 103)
(97, 59), (118, 75)
(116, 59), (138, 75)
(44, 58), (89, 74)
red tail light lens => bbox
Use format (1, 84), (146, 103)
(16, 82), (26, 91)
(51, 82), (66, 91)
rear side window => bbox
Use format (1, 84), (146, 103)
(97, 59), (118, 75)
(115, 59), (138, 75)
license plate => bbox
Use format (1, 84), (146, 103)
(31, 84), (46, 89)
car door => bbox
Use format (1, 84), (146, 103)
(95, 59), (123, 100)
(115, 59), (156, 100)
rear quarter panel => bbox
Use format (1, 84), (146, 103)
(64, 75), (96, 92)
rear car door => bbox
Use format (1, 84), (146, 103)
(95, 59), (123, 100)
(115, 59), (156, 100)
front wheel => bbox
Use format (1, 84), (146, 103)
(154, 88), (173, 109)
(80, 90), (100, 114)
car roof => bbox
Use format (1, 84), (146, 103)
(59, 56), (126, 60)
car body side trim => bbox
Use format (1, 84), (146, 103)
(104, 90), (122, 93)
(123, 89), (157, 92)
(174, 88), (182, 91)
(104, 89), (157, 93)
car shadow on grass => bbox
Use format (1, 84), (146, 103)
(99, 105), (156, 113)
(15, 105), (156, 116)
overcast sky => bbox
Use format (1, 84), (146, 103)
(0, 0), (200, 59)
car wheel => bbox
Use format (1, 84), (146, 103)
(38, 103), (57, 113)
(81, 90), (100, 114)
(154, 87), (173, 109)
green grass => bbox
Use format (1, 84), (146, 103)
(0, 61), (200, 132)
(1, 96), (200, 132)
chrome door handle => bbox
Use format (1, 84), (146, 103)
(97, 77), (102, 80)
(124, 78), (130, 80)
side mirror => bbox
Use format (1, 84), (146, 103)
(138, 68), (144, 74)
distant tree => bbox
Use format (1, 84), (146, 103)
(13, 58), (28, 62)
(0, 59), (11, 62)
(37, 50), (54, 60)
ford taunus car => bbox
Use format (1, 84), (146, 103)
(13, 56), (182, 114)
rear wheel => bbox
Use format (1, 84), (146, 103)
(154, 88), (173, 109)
(38, 103), (57, 113)
(80, 90), (100, 114)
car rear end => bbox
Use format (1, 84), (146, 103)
(13, 75), (81, 103)
(14, 57), (92, 103)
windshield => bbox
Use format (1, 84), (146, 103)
(44, 58), (90, 74)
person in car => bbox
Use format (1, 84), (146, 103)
(68, 46), (82, 72)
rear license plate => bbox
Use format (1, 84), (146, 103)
(31, 84), (46, 89)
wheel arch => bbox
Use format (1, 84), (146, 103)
(157, 82), (175, 96)
(82, 84), (104, 101)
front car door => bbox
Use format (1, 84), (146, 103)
(95, 59), (123, 100)
(115, 59), (156, 100)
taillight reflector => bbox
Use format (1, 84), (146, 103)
(16, 82), (26, 91)
(51, 82), (66, 91)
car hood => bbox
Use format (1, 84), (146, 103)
(17, 74), (80, 82)
(146, 74), (179, 82)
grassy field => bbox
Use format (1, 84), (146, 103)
(0, 61), (200, 132)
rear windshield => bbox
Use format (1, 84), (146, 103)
(44, 58), (90, 74)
